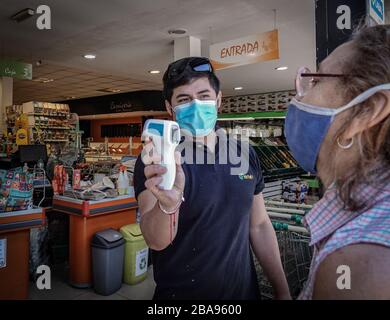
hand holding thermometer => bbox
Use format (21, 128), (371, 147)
(142, 119), (181, 190)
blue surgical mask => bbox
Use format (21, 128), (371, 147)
(285, 83), (390, 174)
(174, 99), (218, 137)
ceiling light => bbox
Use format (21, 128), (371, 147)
(234, 87), (243, 91)
(97, 88), (121, 93)
(83, 54), (96, 59)
(11, 8), (35, 22)
(32, 77), (54, 83)
(149, 70), (160, 74)
(275, 66), (288, 71)
(168, 28), (187, 35)
(63, 96), (76, 99)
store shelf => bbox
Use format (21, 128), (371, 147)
(27, 113), (68, 118)
(44, 139), (69, 142)
(32, 126), (72, 130)
(218, 111), (287, 121)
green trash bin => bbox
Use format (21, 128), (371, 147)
(120, 224), (149, 285)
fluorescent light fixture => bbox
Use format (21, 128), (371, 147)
(149, 70), (161, 74)
(83, 54), (96, 59)
(275, 66), (288, 71)
(234, 87), (243, 91)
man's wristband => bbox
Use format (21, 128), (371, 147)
(158, 194), (185, 215)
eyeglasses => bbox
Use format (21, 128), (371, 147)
(295, 67), (346, 98)
(166, 57), (214, 80)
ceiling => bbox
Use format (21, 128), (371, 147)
(0, 0), (317, 104)
(12, 63), (161, 104)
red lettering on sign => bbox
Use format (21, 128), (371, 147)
(219, 40), (261, 59)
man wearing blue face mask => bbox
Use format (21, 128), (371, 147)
(134, 57), (290, 300)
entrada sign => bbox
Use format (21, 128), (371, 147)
(210, 30), (279, 71)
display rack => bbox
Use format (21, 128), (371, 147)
(21, 102), (82, 155)
(217, 90), (306, 186)
(220, 90), (295, 114)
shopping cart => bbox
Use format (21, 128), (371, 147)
(253, 201), (313, 299)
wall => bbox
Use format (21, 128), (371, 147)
(67, 90), (164, 116)
(90, 114), (170, 143)
(91, 117), (142, 143)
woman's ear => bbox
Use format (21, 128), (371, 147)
(165, 100), (173, 117)
(216, 91), (223, 111)
(341, 92), (390, 140)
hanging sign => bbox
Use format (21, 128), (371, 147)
(0, 60), (32, 80)
(369, 0), (385, 24)
(210, 29), (279, 71)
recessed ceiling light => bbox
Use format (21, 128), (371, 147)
(83, 54), (96, 59)
(168, 28), (187, 35)
(97, 88), (121, 93)
(234, 87), (243, 91)
(32, 77), (54, 83)
(149, 70), (161, 74)
(275, 66), (288, 71)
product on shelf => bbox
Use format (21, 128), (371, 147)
(19, 101), (78, 154)
(0, 168), (34, 212)
(221, 90), (296, 114)
(282, 181), (309, 204)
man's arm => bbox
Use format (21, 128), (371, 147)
(138, 189), (179, 251)
(250, 193), (291, 299)
(313, 243), (390, 299)
(138, 150), (185, 251)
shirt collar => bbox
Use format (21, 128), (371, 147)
(304, 177), (390, 246)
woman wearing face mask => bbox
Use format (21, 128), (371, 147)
(284, 24), (390, 299)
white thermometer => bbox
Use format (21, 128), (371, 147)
(142, 119), (181, 190)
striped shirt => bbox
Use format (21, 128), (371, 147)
(298, 179), (390, 299)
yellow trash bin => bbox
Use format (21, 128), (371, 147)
(120, 224), (149, 285)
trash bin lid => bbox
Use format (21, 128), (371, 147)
(91, 228), (125, 249)
(120, 223), (143, 240)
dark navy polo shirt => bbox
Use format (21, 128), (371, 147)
(134, 132), (264, 300)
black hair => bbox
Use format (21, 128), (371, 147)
(162, 57), (221, 103)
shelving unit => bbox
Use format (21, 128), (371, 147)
(218, 111), (287, 120)
(217, 90), (305, 187)
(22, 102), (78, 154)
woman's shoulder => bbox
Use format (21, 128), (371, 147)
(325, 195), (390, 253)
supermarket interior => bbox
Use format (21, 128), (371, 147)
(0, 0), (389, 301)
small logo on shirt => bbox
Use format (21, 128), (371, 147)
(238, 174), (254, 181)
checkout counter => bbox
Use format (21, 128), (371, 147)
(0, 208), (46, 299)
(53, 194), (137, 288)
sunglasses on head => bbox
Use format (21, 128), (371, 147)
(167, 57), (214, 80)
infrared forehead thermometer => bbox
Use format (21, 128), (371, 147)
(142, 119), (181, 190)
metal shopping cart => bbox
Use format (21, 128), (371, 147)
(253, 200), (313, 299)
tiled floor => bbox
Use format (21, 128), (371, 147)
(28, 264), (156, 300)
